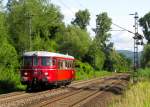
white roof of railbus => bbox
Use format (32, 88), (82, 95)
(23, 51), (74, 59)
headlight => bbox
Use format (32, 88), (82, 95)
(24, 72), (28, 76)
(44, 72), (48, 76)
(34, 68), (38, 71)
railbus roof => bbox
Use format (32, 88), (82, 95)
(23, 51), (74, 59)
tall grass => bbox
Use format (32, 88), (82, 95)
(110, 68), (150, 107)
(110, 81), (150, 107)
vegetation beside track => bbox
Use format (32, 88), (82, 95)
(110, 81), (150, 107)
(0, 70), (25, 94)
(76, 70), (112, 80)
(110, 68), (150, 107)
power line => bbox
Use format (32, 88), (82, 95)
(110, 29), (126, 31)
(58, 0), (75, 16)
(77, 1), (86, 9)
(112, 23), (135, 34)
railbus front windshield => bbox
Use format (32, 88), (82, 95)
(23, 56), (32, 66)
(23, 56), (55, 66)
(23, 56), (38, 66)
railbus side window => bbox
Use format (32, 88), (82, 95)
(69, 61), (72, 68)
(33, 56), (38, 66)
(47, 57), (53, 66)
(53, 59), (56, 66)
(62, 60), (66, 69)
(65, 61), (68, 69)
(42, 57), (47, 66)
(58, 60), (63, 69)
(73, 61), (74, 68)
(60, 61), (63, 69)
(68, 61), (70, 68)
(41, 57), (53, 66)
(58, 60), (60, 69)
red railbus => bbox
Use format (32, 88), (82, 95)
(20, 51), (75, 90)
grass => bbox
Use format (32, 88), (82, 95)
(137, 68), (150, 80)
(110, 68), (150, 107)
(75, 70), (112, 80)
(110, 81), (150, 107)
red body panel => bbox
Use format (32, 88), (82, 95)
(20, 53), (75, 86)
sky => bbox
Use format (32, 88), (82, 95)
(3, 0), (150, 51)
(50, 0), (150, 51)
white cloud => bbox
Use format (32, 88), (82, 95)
(111, 31), (134, 51)
(110, 15), (145, 51)
(60, 7), (78, 24)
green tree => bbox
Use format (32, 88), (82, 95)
(104, 49), (131, 72)
(7, 0), (64, 54)
(86, 12), (112, 70)
(56, 25), (91, 59)
(85, 40), (105, 70)
(139, 12), (150, 43)
(139, 12), (150, 67)
(71, 9), (90, 30)
(0, 12), (18, 70)
(94, 12), (112, 49)
(141, 44), (150, 67)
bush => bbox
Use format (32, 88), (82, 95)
(75, 60), (94, 74)
(0, 68), (25, 93)
(75, 60), (112, 80)
(137, 68), (150, 80)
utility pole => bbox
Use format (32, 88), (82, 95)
(112, 12), (144, 79)
(29, 14), (32, 51)
(130, 12), (139, 71)
(130, 12), (144, 82)
(24, 0), (32, 51)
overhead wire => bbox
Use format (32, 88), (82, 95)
(112, 23), (135, 34)
(53, 1), (135, 36)
(58, 0), (75, 16)
(77, 0), (86, 9)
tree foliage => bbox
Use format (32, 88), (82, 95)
(139, 12), (150, 43)
(56, 25), (91, 59)
(94, 12), (112, 48)
(141, 44), (150, 67)
(84, 39), (105, 70)
(139, 12), (150, 68)
(7, 0), (64, 53)
(104, 49), (131, 72)
(86, 12), (112, 70)
(0, 12), (18, 70)
(71, 9), (90, 30)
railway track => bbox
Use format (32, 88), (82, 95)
(0, 92), (25, 99)
(30, 78), (124, 107)
(0, 74), (111, 102)
(72, 80), (124, 107)
(0, 73), (130, 107)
